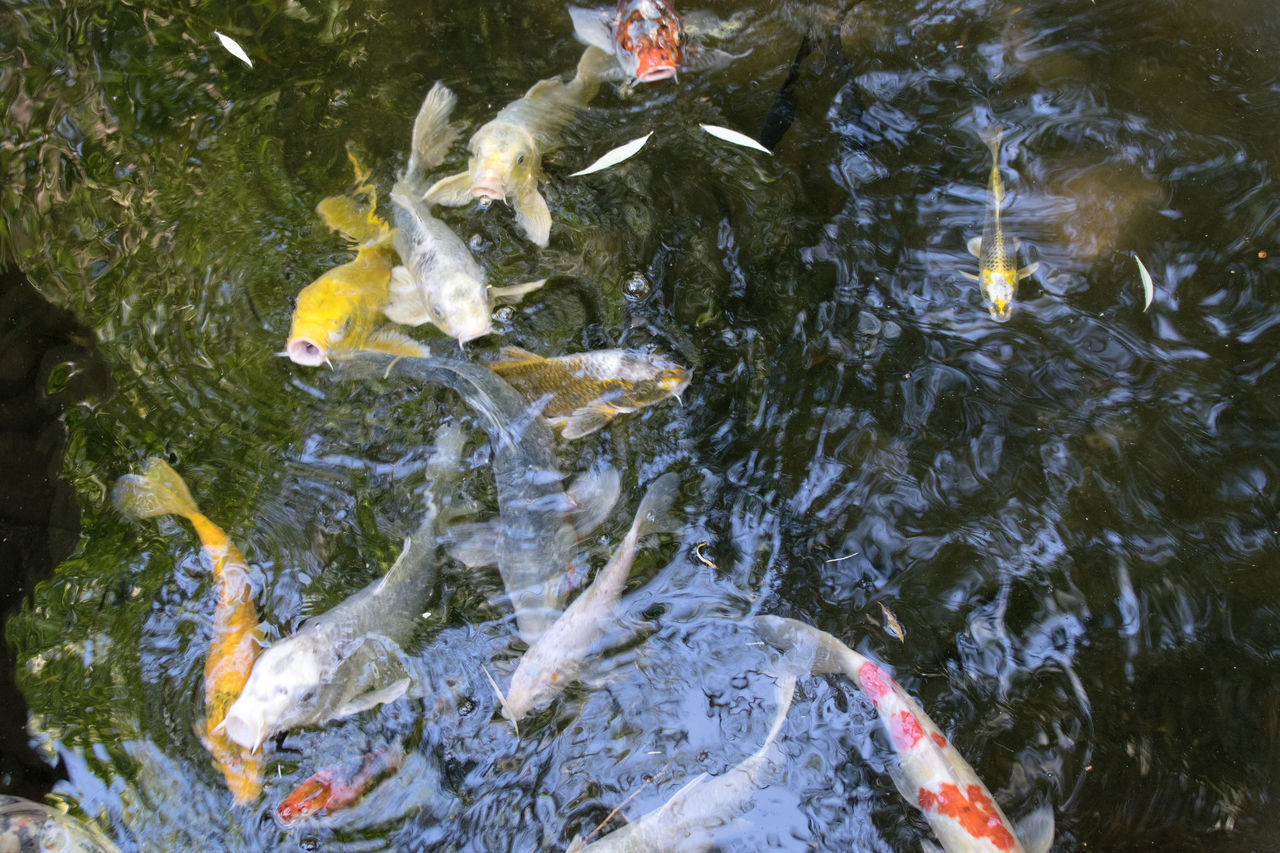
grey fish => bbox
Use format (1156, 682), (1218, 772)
(386, 82), (544, 343)
(334, 349), (619, 644)
(0, 795), (120, 853)
(498, 472), (679, 725)
(962, 128), (1039, 322)
(567, 670), (797, 853)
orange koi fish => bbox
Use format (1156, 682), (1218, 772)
(276, 746), (405, 825)
(112, 458), (263, 804)
(756, 616), (1054, 853)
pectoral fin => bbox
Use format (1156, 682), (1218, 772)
(1015, 803), (1056, 853)
(567, 6), (617, 54)
(1017, 262), (1040, 280)
(425, 171), (474, 207)
(960, 271), (981, 283)
(559, 406), (614, 440)
(329, 637), (412, 718)
(514, 189), (552, 247)
(491, 279), (546, 305)
(363, 327), (429, 358)
(489, 346), (543, 368)
(966, 236), (983, 258)
(683, 46), (751, 74)
(384, 266), (430, 326)
(566, 466), (621, 538)
(334, 677), (411, 718)
(443, 522), (500, 568)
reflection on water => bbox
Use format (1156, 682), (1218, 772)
(2, 0), (1280, 849)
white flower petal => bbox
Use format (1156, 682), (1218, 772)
(570, 132), (654, 177)
(699, 123), (771, 155)
(1134, 253), (1154, 311)
(214, 30), (253, 68)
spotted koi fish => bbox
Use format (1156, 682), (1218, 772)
(962, 128), (1039, 322)
(755, 615), (1054, 853)
(277, 746), (405, 825)
(112, 458), (263, 804)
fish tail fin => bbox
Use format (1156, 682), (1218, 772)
(981, 125), (1004, 161)
(570, 45), (614, 104)
(481, 664), (520, 737)
(112, 457), (201, 521)
(406, 81), (461, 180)
(632, 472), (682, 540)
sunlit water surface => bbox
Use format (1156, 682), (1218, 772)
(2, 0), (1279, 850)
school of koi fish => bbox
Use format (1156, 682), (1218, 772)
(30, 2), (1058, 851)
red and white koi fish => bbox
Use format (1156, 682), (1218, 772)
(276, 746), (405, 825)
(568, 0), (745, 85)
(756, 616), (1054, 853)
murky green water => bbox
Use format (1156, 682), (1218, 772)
(3, 0), (1279, 849)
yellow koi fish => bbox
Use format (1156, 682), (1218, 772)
(112, 458), (263, 804)
(484, 346), (692, 439)
(963, 129), (1039, 322)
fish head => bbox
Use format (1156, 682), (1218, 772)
(286, 265), (383, 365)
(429, 270), (493, 343)
(981, 267), (1017, 322)
(222, 637), (328, 750)
(468, 125), (539, 204)
(501, 661), (561, 724)
(616, 2), (685, 82)
(277, 774), (333, 825)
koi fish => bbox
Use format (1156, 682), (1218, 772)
(285, 153), (429, 365)
(755, 615), (1055, 853)
(112, 458), (264, 804)
(495, 473), (679, 726)
(568, 1), (746, 86)
(424, 47), (614, 247)
(386, 82), (545, 342)
(566, 667), (797, 852)
(484, 346), (692, 439)
(276, 746), (405, 825)
(962, 129), (1039, 322)
(0, 795), (120, 853)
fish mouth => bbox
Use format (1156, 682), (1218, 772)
(222, 707), (265, 752)
(470, 184), (505, 203)
(454, 318), (493, 344)
(286, 338), (326, 366)
(635, 65), (678, 83)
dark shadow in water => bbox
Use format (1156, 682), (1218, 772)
(0, 256), (113, 799)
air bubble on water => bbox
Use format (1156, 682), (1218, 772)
(494, 306), (514, 323)
(468, 234), (485, 252)
(857, 310), (882, 335)
(477, 198), (493, 211)
(623, 272), (652, 300)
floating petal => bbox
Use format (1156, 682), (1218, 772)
(699, 124), (771, 155)
(1134, 252), (1154, 311)
(214, 31), (253, 67)
(570, 132), (653, 177)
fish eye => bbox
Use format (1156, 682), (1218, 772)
(299, 687), (317, 704)
(516, 154), (526, 165)
(428, 298), (444, 321)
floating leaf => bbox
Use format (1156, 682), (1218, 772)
(214, 31), (253, 68)
(1134, 252), (1154, 311)
(570, 132), (653, 177)
(699, 124), (771, 155)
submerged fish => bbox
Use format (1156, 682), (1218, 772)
(425, 47), (614, 247)
(962, 129), (1039, 322)
(497, 472), (679, 725)
(335, 350), (620, 643)
(567, 668), (797, 852)
(755, 615), (1055, 853)
(286, 157), (428, 366)
(276, 745), (405, 825)
(484, 346), (692, 439)
(568, 1), (745, 86)
(0, 795), (120, 853)
(112, 458), (263, 804)
(387, 82), (545, 342)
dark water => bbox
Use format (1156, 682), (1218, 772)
(2, 0), (1279, 850)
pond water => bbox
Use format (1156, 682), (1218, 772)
(2, 0), (1279, 850)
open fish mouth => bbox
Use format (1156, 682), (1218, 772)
(470, 185), (505, 202)
(635, 64), (678, 82)
(286, 338), (327, 366)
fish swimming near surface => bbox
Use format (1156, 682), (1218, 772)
(334, 350), (621, 644)
(496, 472), (679, 725)
(276, 745), (405, 825)
(286, 154), (430, 366)
(962, 128), (1039, 322)
(424, 47), (614, 247)
(0, 795), (121, 853)
(484, 346), (692, 439)
(566, 666), (798, 852)
(754, 615), (1055, 853)
(386, 82), (546, 342)
(112, 458), (264, 804)
(568, 0), (746, 86)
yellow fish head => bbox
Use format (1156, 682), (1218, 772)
(286, 275), (363, 365)
(981, 268), (1017, 323)
(468, 124), (539, 203)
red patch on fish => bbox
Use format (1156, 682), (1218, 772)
(277, 772), (335, 824)
(892, 710), (925, 750)
(858, 661), (891, 703)
(614, 0), (685, 82)
(932, 732), (948, 749)
(917, 783), (1017, 850)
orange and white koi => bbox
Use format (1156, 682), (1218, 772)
(112, 458), (264, 804)
(276, 746), (405, 825)
(755, 615), (1054, 853)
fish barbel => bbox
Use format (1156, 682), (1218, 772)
(111, 458), (263, 804)
(0, 795), (120, 853)
(425, 47), (614, 246)
(963, 129), (1039, 322)
(755, 615), (1055, 853)
(484, 346), (692, 439)
(498, 472), (679, 725)
(387, 82), (544, 342)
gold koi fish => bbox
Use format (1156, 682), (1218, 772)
(112, 458), (263, 804)
(963, 129), (1039, 322)
(484, 346), (692, 439)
